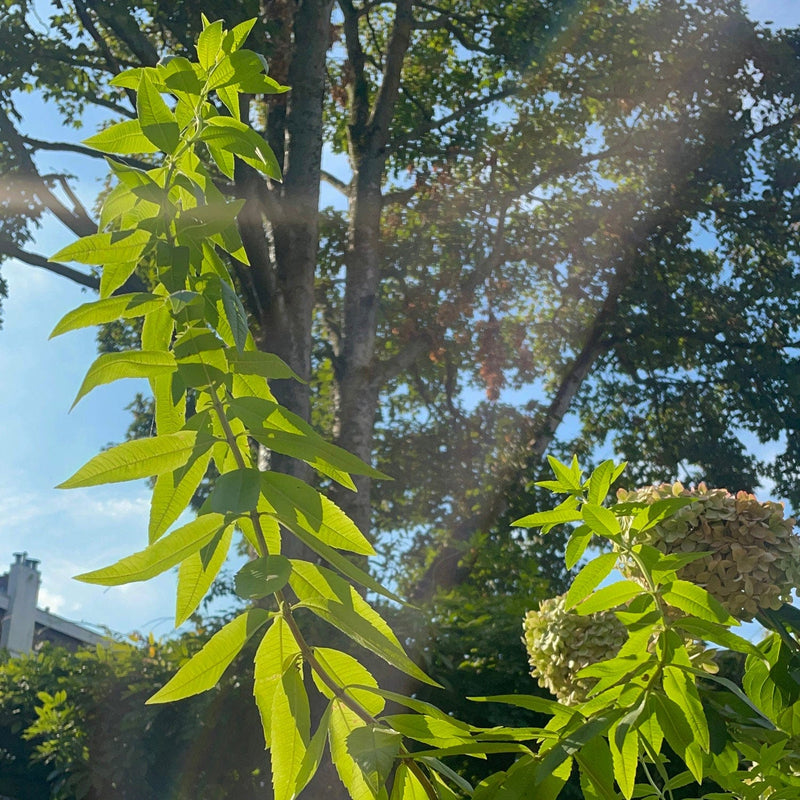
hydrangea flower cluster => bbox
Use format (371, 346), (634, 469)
(522, 594), (626, 705)
(618, 482), (800, 620)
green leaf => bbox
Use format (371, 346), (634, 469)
(208, 50), (265, 90)
(512, 497), (582, 530)
(100, 260), (139, 299)
(662, 580), (736, 625)
(51, 229), (151, 266)
(58, 430), (201, 488)
(330, 701), (385, 800)
(83, 119), (160, 154)
(545, 455), (584, 492)
(175, 524), (234, 625)
(289, 561), (436, 686)
(582, 504), (621, 538)
(208, 468), (262, 514)
(576, 580), (643, 615)
(390, 764), (429, 800)
(160, 57), (204, 95)
(51, 294), (164, 339)
(254, 617), (300, 747)
(630, 498), (696, 533)
(565, 552), (619, 609)
(219, 279), (250, 352)
(261, 471), (375, 555)
(276, 520), (404, 603)
(234, 555), (291, 599)
(673, 617), (762, 657)
(148, 609), (269, 703)
(72, 350), (176, 408)
(663, 666), (709, 752)
(231, 396), (389, 482)
(536, 714), (617, 784)
(137, 71), (180, 154)
(75, 512), (225, 585)
(271, 660), (310, 800)
(587, 460), (617, 505)
(382, 714), (472, 748)
(609, 721), (638, 800)
(652, 694), (693, 760)
(196, 18), (224, 70)
(201, 117), (282, 179)
(565, 525), (593, 570)
(295, 702), (333, 797)
(469, 694), (575, 718)
(149, 453), (211, 542)
(311, 648), (384, 715)
(225, 19), (257, 52)
(574, 737), (618, 800)
(226, 349), (303, 382)
(347, 726), (402, 796)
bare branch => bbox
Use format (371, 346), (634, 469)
(21, 136), (151, 171)
(390, 86), (519, 151)
(373, 333), (433, 385)
(0, 108), (96, 238)
(321, 170), (350, 194)
(0, 243), (98, 289)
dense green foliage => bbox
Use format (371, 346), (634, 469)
(0, 634), (270, 800)
(30, 17), (800, 800)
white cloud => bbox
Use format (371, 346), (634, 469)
(38, 587), (65, 615)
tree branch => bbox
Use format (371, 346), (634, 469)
(0, 108), (96, 238)
(367, 0), (414, 155)
(390, 85), (519, 151)
(21, 136), (150, 171)
(0, 243), (99, 289)
(321, 169), (350, 194)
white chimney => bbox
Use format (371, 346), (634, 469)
(0, 552), (41, 655)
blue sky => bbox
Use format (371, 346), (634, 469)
(1, 0), (798, 638)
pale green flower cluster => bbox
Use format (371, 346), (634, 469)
(522, 594), (626, 705)
(618, 482), (800, 620)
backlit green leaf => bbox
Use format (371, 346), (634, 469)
(234, 555), (291, 599)
(175, 524), (233, 625)
(74, 512), (225, 585)
(83, 119), (160, 154)
(137, 71), (180, 153)
(208, 468), (261, 514)
(582, 504), (621, 538)
(254, 617), (300, 747)
(219, 279), (250, 352)
(58, 430), (201, 488)
(663, 666), (709, 752)
(196, 18), (224, 70)
(565, 552), (618, 609)
(390, 764), (429, 800)
(662, 580), (736, 625)
(148, 609), (269, 703)
(149, 452), (211, 542)
(347, 726), (401, 796)
(51, 229), (151, 266)
(295, 702), (333, 797)
(330, 700), (385, 800)
(289, 561), (435, 685)
(271, 660), (310, 800)
(51, 293), (164, 338)
(576, 580), (643, 615)
(311, 647), (384, 715)
(226, 349), (302, 382)
(261, 471), (375, 555)
(72, 350), (176, 408)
